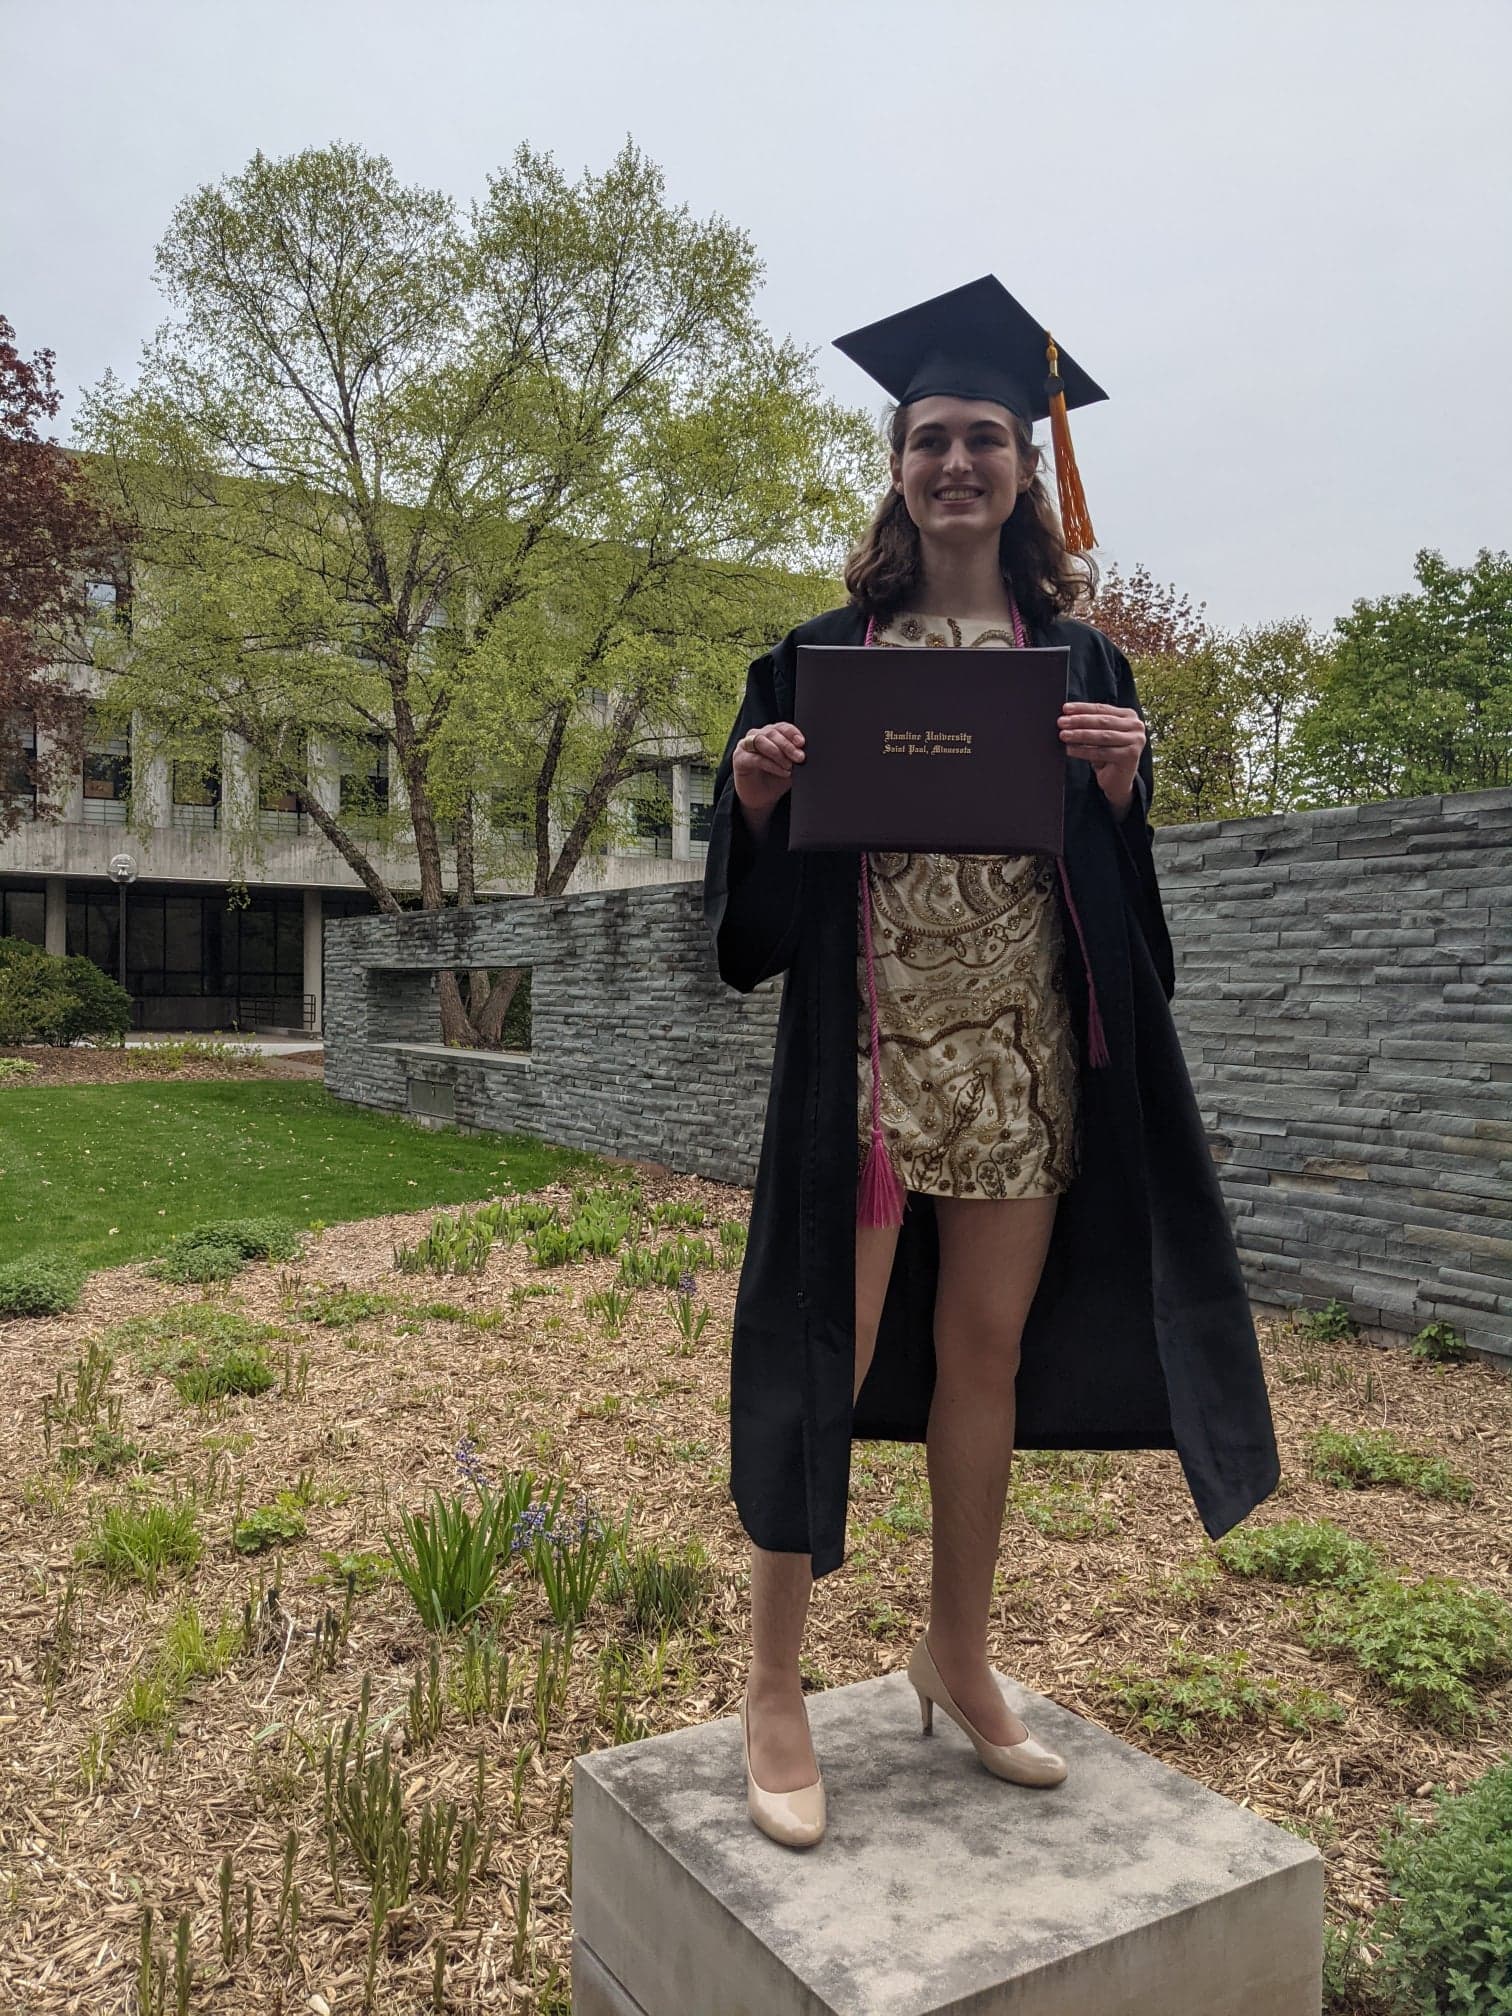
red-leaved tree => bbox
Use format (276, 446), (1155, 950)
(0, 313), (123, 836)
(1090, 560), (1210, 661)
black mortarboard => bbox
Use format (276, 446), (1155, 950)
(831, 273), (1106, 550)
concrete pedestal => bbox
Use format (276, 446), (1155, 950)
(571, 1670), (1323, 2016)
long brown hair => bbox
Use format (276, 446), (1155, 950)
(842, 401), (1098, 633)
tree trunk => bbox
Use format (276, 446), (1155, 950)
(454, 794), (492, 1020)
(473, 966), (523, 1046)
(389, 680), (478, 1047)
(437, 971), (474, 1046)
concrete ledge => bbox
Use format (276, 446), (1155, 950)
(377, 1040), (533, 1071)
(571, 1670), (1323, 2016)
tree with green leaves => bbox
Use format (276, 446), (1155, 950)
(80, 139), (876, 1042)
(1092, 563), (1331, 821)
(1296, 547), (1512, 805)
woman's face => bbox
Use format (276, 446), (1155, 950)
(890, 396), (1033, 541)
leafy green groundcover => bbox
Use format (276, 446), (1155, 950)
(0, 1081), (596, 1269)
(1372, 1755), (1512, 2015)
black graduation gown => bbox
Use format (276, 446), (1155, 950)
(702, 601), (1281, 1579)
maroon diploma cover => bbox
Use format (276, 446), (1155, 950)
(787, 642), (1071, 854)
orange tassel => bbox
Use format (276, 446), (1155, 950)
(1045, 333), (1096, 555)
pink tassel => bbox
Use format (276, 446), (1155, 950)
(859, 1120), (907, 1227)
(858, 839), (907, 1227)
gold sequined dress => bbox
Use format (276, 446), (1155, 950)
(856, 612), (1081, 1200)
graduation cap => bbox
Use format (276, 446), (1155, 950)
(831, 273), (1105, 553)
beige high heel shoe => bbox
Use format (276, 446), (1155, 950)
(907, 1633), (1068, 1788)
(739, 1687), (826, 1848)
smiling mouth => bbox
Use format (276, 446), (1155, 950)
(934, 487), (983, 500)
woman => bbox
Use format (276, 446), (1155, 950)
(702, 277), (1280, 1850)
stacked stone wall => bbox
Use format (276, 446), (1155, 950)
(325, 786), (1512, 1363)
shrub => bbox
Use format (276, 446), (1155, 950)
(154, 1218), (302, 1285)
(0, 1055), (40, 1082)
(0, 940), (74, 1045)
(1291, 1297), (1359, 1343)
(1371, 1757), (1512, 2014)
(0, 972), (71, 1045)
(0, 937), (130, 1044)
(55, 954), (132, 1044)
(1097, 1638), (1345, 1741)
(232, 1497), (308, 1554)
(156, 1238), (245, 1285)
(1304, 1574), (1512, 1730)
(1216, 1518), (1383, 1589)
(78, 1499), (202, 1592)
(1410, 1321), (1470, 1364)
(1306, 1426), (1473, 1503)
(0, 1255), (83, 1319)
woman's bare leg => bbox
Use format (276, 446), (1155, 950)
(923, 1192), (1059, 1747)
(743, 1217), (900, 1791)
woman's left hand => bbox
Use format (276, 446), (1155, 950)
(1058, 702), (1146, 814)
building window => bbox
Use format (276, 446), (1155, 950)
(688, 762), (714, 860)
(66, 882), (308, 1007)
(3, 716), (38, 822)
(339, 737), (390, 831)
(0, 884), (46, 944)
(82, 711), (129, 824)
(86, 575), (132, 635)
(627, 762), (674, 859)
(172, 758), (221, 831)
(259, 736), (309, 836)
(487, 788), (533, 852)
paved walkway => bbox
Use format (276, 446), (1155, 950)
(124, 1032), (325, 1058)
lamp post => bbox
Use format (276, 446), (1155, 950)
(108, 852), (138, 1000)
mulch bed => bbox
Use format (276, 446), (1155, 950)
(0, 1045), (325, 1085)
(0, 1169), (1507, 2011)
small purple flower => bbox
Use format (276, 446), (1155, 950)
(454, 1435), (490, 1491)
(509, 1502), (549, 1555)
(676, 1270), (697, 1298)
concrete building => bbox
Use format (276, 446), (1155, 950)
(0, 576), (720, 1035)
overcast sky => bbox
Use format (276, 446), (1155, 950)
(4, 0), (1507, 633)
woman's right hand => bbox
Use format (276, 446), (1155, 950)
(732, 721), (806, 820)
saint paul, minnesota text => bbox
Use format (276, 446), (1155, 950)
(881, 728), (974, 757)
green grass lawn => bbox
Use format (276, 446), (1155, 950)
(0, 1081), (600, 1269)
